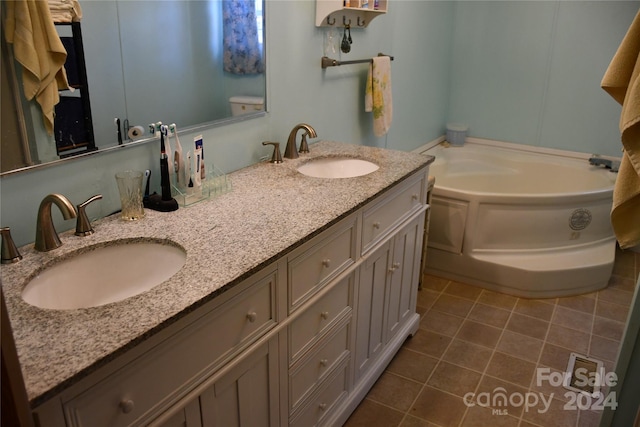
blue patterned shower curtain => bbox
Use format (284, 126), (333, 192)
(223, 0), (264, 75)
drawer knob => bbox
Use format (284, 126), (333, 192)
(246, 312), (257, 322)
(320, 358), (328, 367)
(322, 259), (331, 268)
(412, 194), (419, 201)
(320, 311), (329, 320)
(119, 399), (135, 414)
(372, 222), (381, 229)
(319, 403), (327, 411)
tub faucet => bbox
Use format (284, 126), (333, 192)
(284, 123), (318, 159)
(588, 156), (620, 172)
(35, 194), (77, 252)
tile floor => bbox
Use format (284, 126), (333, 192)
(344, 248), (640, 427)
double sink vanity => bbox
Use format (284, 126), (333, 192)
(2, 141), (433, 427)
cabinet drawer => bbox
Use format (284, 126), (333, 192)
(289, 273), (353, 362)
(290, 321), (350, 411)
(290, 361), (349, 427)
(63, 270), (277, 427)
(288, 216), (357, 311)
(362, 172), (426, 254)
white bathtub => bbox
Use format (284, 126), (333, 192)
(423, 140), (618, 298)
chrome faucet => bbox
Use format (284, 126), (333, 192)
(284, 123), (318, 159)
(588, 156), (620, 172)
(35, 194), (77, 252)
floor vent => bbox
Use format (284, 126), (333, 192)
(565, 352), (604, 396)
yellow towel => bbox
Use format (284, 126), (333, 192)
(365, 56), (393, 137)
(601, 9), (640, 249)
(4, 0), (69, 135)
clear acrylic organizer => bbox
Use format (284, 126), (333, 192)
(171, 164), (232, 207)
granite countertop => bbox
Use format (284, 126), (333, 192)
(1, 141), (433, 407)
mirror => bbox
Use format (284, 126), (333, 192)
(0, 0), (266, 175)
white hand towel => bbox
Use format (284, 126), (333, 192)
(365, 56), (393, 137)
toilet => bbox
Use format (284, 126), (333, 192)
(229, 96), (265, 116)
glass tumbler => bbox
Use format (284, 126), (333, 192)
(115, 170), (145, 221)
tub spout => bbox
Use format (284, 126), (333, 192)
(588, 156), (619, 172)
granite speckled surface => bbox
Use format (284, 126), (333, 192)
(1, 141), (433, 407)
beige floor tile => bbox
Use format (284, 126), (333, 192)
(427, 361), (482, 398)
(577, 410), (604, 427)
(485, 352), (536, 388)
(546, 324), (590, 354)
(505, 313), (549, 340)
(539, 343), (573, 372)
(460, 405), (519, 427)
(422, 275), (449, 292)
(456, 320), (503, 349)
(589, 335), (620, 362)
(403, 329), (452, 358)
(343, 398), (404, 427)
(595, 299), (629, 322)
(607, 274), (636, 293)
(598, 286), (634, 307)
(467, 303), (511, 329)
(513, 299), (555, 321)
(431, 294), (475, 318)
(592, 316), (626, 341)
(444, 281), (483, 301)
(496, 330), (543, 363)
(443, 339), (494, 372)
(528, 366), (571, 402)
(478, 290), (518, 311)
(367, 372), (424, 412)
(557, 294), (597, 314)
(420, 309), (464, 337)
(416, 289), (440, 312)
(552, 306), (594, 333)
(521, 396), (578, 427)
(411, 386), (467, 427)
(388, 347), (439, 384)
(399, 415), (440, 427)
(473, 375), (529, 418)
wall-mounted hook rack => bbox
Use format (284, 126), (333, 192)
(316, 0), (388, 28)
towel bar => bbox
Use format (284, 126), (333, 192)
(321, 53), (394, 69)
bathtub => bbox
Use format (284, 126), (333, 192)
(423, 140), (618, 298)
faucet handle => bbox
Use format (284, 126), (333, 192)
(75, 195), (103, 236)
(1, 227), (22, 264)
(262, 141), (283, 164)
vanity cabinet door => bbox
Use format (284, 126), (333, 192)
(385, 212), (424, 342)
(153, 399), (202, 427)
(199, 338), (279, 427)
(354, 240), (392, 382)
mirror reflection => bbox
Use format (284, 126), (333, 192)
(1, 0), (266, 175)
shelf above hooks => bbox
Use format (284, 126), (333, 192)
(321, 53), (394, 69)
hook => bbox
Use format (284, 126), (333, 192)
(357, 17), (366, 27)
(327, 15), (336, 25)
(343, 16), (351, 26)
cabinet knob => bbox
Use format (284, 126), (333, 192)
(320, 311), (329, 320)
(322, 259), (331, 268)
(320, 358), (328, 367)
(393, 262), (401, 269)
(412, 194), (419, 201)
(119, 399), (135, 414)
(372, 222), (381, 229)
(319, 403), (327, 411)
(246, 312), (257, 322)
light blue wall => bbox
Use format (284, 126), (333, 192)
(0, 0), (454, 246)
(447, 1), (638, 155)
(1, 1), (635, 246)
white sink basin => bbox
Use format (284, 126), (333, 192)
(22, 241), (186, 310)
(297, 157), (379, 179)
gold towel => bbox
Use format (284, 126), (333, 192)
(5, 0), (69, 135)
(601, 9), (640, 249)
(365, 56), (393, 137)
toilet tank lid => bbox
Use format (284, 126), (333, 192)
(229, 96), (264, 105)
